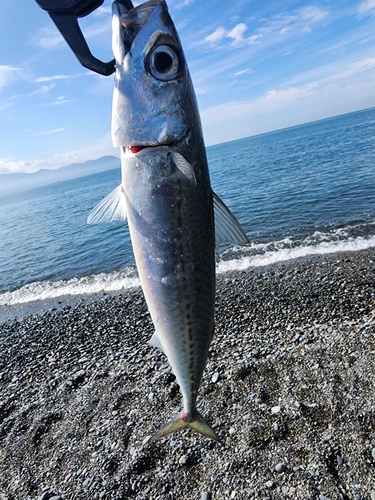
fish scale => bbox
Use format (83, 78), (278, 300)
(87, 0), (249, 442)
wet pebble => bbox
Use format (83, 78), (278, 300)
(201, 492), (212, 500)
(275, 462), (286, 473)
(178, 454), (188, 465)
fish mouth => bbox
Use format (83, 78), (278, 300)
(123, 143), (174, 156)
(128, 145), (146, 154)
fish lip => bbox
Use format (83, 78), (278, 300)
(123, 142), (175, 157)
(123, 133), (190, 157)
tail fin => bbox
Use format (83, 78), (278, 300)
(150, 410), (220, 443)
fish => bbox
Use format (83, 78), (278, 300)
(87, 0), (249, 442)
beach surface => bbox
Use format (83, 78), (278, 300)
(1, 248), (375, 500)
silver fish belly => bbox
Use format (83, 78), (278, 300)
(88, 0), (249, 442)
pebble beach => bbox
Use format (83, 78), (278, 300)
(1, 248), (375, 500)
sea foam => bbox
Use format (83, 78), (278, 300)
(0, 268), (140, 306)
(216, 233), (375, 274)
(1, 231), (375, 307)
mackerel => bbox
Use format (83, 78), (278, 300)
(88, 0), (249, 441)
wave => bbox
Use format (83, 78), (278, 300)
(1, 229), (375, 307)
(0, 268), (140, 307)
(217, 233), (375, 274)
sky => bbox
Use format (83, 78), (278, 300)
(1, 0), (375, 175)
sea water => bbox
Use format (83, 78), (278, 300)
(1, 107), (375, 308)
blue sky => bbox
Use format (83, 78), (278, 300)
(1, 0), (375, 175)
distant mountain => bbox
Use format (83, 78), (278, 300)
(0, 156), (120, 197)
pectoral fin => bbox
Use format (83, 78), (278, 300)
(213, 191), (249, 245)
(171, 152), (197, 187)
(87, 184), (127, 224)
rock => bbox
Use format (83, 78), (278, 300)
(337, 456), (344, 466)
(142, 435), (151, 446)
(201, 493), (212, 500)
(275, 462), (286, 473)
(179, 454), (188, 465)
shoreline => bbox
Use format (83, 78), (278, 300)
(1, 248), (375, 499)
(1, 246), (373, 325)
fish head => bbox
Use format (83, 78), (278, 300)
(111, 0), (200, 151)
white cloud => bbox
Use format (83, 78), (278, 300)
(227, 23), (247, 43)
(93, 5), (112, 17)
(176, 0), (195, 8)
(35, 128), (65, 136)
(358, 0), (375, 15)
(167, 0), (195, 8)
(30, 83), (56, 96)
(205, 26), (226, 44)
(44, 96), (76, 106)
(259, 6), (328, 39)
(227, 23), (262, 47)
(202, 81), (319, 130)
(190, 48), (258, 89)
(200, 53), (375, 145)
(29, 26), (64, 49)
(0, 158), (45, 175)
(303, 56), (375, 84)
(0, 65), (22, 91)
(35, 74), (81, 83)
(264, 82), (318, 101)
(350, 57), (375, 70)
(299, 5), (327, 22)
(203, 5), (327, 49)
(194, 86), (207, 95)
(205, 23), (262, 48)
(82, 22), (111, 41)
(0, 133), (118, 174)
(30, 12), (111, 51)
(31, 74), (88, 96)
(234, 68), (252, 77)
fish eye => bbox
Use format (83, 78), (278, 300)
(148, 45), (179, 81)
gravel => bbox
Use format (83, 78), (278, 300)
(1, 248), (375, 499)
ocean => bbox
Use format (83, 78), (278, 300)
(1, 107), (375, 312)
